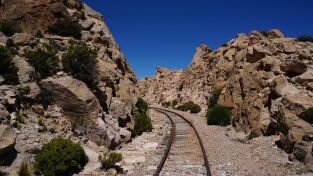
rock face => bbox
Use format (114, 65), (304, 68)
(138, 30), (313, 166)
(0, 0), (70, 33)
(138, 44), (212, 112)
(0, 125), (17, 156)
(0, 0), (138, 151)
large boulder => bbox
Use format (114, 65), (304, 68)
(278, 107), (313, 153)
(41, 76), (101, 119)
(10, 33), (33, 45)
(0, 125), (17, 156)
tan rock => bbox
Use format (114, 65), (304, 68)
(41, 76), (101, 119)
(0, 125), (17, 156)
(0, 0), (70, 33)
(267, 29), (284, 39)
(11, 33), (33, 45)
(12, 56), (34, 83)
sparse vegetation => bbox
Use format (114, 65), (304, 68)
(209, 88), (222, 109)
(63, 0), (83, 10)
(206, 106), (231, 126)
(133, 113), (152, 135)
(259, 30), (269, 37)
(0, 46), (19, 85)
(48, 18), (82, 39)
(171, 99), (178, 108)
(37, 117), (45, 127)
(18, 161), (31, 176)
(176, 101), (201, 114)
(136, 98), (148, 114)
(70, 116), (85, 131)
(299, 108), (313, 124)
(73, 11), (86, 20)
(36, 86), (54, 109)
(161, 101), (171, 108)
(221, 43), (228, 47)
(0, 20), (22, 36)
(25, 44), (59, 79)
(296, 35), (313, 43)
(99, 152), (122, 170)
(35, 138), (88, 176)
(17, 111), (26, 124)
(62, 44), (98, 86)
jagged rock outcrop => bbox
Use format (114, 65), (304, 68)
(138, 44), (212, 111)
(138, 29), (313, 166)
(0, 0), (139, 151)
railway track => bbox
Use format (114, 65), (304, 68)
(151, 107), (212, 176)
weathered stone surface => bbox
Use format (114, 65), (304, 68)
(11, 33), (33, 45)
(41, 76), (101, 119)
(0, 0), (70, 33)
(12, 56), (34, 83)
(0, 125), (17, 156)
(0, 32), (7, 46)
(293, 141), (313, 163)
(280, 60), (307, 77)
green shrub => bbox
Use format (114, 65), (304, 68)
(18, 161), (31, 176)
(35, 138), (88, 176)
(176, 101), (201, 114)
(36, 86), (54, 109)
(209, 88), (222, 109)
(299, 108), (313, 124)
(133, 113), (152, 135)
(171, 100), (178, 107)
(296, 35), (313, 43)
(62, 44), (98, 86)
(161, 101), (171, 108)
(48, 19), (82, 39)
(221, 43), (228, 47)
(206, 106), (231, 126)
(136, 98), (148, 114)
(17, 111), (26, 124)
(99, 152), (122, 170)
(0, 20), (22, 36)
(25, 44), (59, 79)
(0, 46), (19, 85)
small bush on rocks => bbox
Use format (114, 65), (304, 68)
(161, 101), (171, 108)
(0, 46), (19, 85)
(296, 35), (313, 43)
(35, 138), (88, 176)
(0, 20), (22, 36)
(176, 101), (201, 114)
(48, 18), (82, 39)
(135, 98), (148, 114)
(209, 88), (222, 109)
(299, 108), (313, 124)
(134, 113), (152, 135)
(26, 44), (59, 79)
(18, 161), (31, 176)
(171, 99), (178, 108)
(99, 152), (122, 170)
(206, 106), (231, 126)
(259, 30), (269, 37)
(62, 44), (98, 86)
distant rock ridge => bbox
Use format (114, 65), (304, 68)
(138, 29), (313, 168)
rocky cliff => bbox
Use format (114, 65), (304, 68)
(138, 29), (313, 167)
(0, 0), (140, 171)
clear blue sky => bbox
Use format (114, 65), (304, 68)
(84, 0), (313, 79)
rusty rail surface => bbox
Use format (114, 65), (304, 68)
(151, 107), (212, 176)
